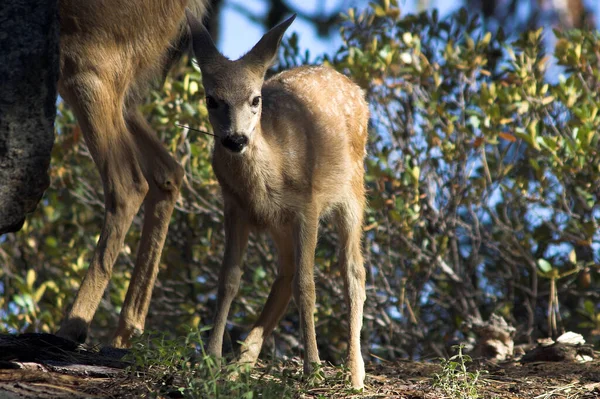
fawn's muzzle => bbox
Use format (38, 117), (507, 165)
(221, 134), (248, 153)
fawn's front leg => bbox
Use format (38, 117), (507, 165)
(207, 200), (250, 357)
(293, 211), (321, 376)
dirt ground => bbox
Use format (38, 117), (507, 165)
(1, 334), (599, 398)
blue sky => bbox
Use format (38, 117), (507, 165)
(218, 0), (461, 60)
(218, 0), (599, 61)
(218, 0), (356, 60)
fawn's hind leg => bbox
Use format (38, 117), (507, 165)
(336, 196), (366, 389)
(239, 226), (295, 366)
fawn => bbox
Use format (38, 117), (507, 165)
(56, 0), (207, 347)
(187, 11), (369, 388)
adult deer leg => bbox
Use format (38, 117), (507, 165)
(57, 77), (149, 344)
(111, 110), (184, 348)
(207, 200), (250, 357)
(337, 198), (366, 388)
(239, 226), (295, 365)
(293, 210), (321, 376)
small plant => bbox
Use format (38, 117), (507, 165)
(433, 345), (485, 399)
(305, 361), (326, 387)
(126, 327), (295, 399)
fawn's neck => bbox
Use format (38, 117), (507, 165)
(213, 125), (280, 213)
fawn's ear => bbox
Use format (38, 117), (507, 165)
(242, 14), (296, 74)
(186, 9), (227, 70)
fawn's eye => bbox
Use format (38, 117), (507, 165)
(206, 96), (218, 109)
(251, 96), (261, 107)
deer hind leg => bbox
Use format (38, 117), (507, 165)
(336, 196), (366, 389)
(292, 210), (321, 377)
(239, 226), (295, 366)
(57, 75), (149, 344)
(110, 110), (184, 348)
(207, 200), (250, 357)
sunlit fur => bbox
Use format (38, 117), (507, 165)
(56, 0), (207, 348)
(188, 12), (369, 388)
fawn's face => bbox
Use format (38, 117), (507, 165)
(201, 66), (264, 154)
(187, 10), (295, 154)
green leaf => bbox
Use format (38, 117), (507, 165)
(26, 269), (36, 290)
(537, 259), (553, 273)
(480, 32), (492, 47)
(568, 249), (577, 264)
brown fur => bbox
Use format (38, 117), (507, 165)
(187, 12), (369, 388)
(56, 0), (207, 347)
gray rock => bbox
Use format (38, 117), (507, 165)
(0, 1), (58, 234)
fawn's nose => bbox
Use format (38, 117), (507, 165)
(221, 134), (248, 153)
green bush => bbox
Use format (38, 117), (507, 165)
(332, 1), (599, 356)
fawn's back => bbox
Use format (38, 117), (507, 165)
(263, 65), (368, 179)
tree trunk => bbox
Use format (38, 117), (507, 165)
(0, 1), (58, 234)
